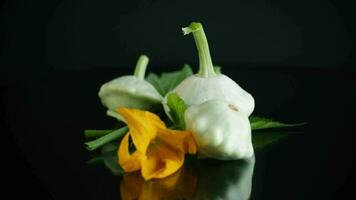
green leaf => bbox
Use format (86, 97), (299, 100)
(87, 142), (124, 176)
(146, 73), (166, 96)
(250, 117), (306, 130)
(252, 131), (291, 150)
(84, 129), (114, 138)
(146, 65), (193, 96)
(85, 126), (128, 151)
(166, 93), (187, 130)
(101, 143), (124, 175)
(213, 65), (222, 74)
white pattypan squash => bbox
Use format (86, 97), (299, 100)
(165, 22), (254, 116)
(173, 74), (254, 116)
(98, 55), (163, 111)
(185, 99), (254, 160)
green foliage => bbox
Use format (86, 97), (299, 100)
(85, 127), (128, 151)
(250, 117), (306, 130)
(87, 142), (124, 176)
(146, 64), (193, 96)
(250, 117), (305, 150)
(213, 66), (222, 74)
(84, 129), (114, 138)
(252, 131), (290, 150)
(166, 93), (187, 130)
(101, 143), (124, 175)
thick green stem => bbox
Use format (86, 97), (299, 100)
(84, 129), (115, 138)
(133, 54), (149, 79)
(85, 126), (128, 151)
(182, 22), (216, 77)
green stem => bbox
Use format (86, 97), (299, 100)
(84, 129), (115, 138)
(85, 126), (128, 151)
(182, 22), (216, 78)
(133, 54), (149, 79)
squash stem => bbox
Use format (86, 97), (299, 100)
(182, 22), (216, 78)
(133, 55), (149, 79)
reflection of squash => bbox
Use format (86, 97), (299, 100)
(119, 158), (255, 200)
(193, 158), (255, 200)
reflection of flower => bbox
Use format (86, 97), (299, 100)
(119, 158), (255, 200)
(117, 108), (197, 180)
(120, 167), (197, 200)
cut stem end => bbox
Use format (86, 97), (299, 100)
(133, 55), (149, 79)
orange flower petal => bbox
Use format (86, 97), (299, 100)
(117, 107), (198, 180)
(117, 108), (166, 153)
(158, 129), (197, 154)
(118, 133), (142, 172)
(141, 141), (184, 180)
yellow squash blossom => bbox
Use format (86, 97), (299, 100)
(117, 107), (197, 180)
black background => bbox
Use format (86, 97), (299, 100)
(1, 0), (355, 199)
(1, 0), (356, 81)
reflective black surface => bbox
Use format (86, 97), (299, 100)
(1, 67), (355, 199)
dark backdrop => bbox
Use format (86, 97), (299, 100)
(1, 0), (355, 199)
(1, 0), (355, 83)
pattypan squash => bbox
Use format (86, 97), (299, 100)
(168, 22), (254, 116)
(185, 99), (254, 160)
(98, 55), (163, 111)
